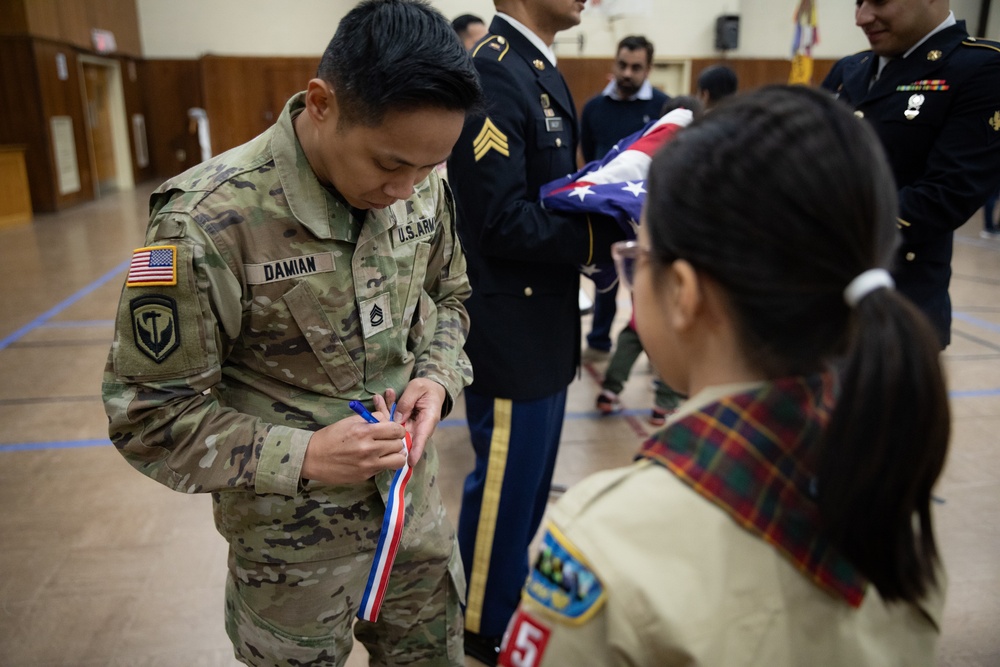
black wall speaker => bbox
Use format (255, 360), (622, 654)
(715, 15), (740, 51)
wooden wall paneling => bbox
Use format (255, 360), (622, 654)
(265, 59), (319, 125)
(141, 59), (203, 180)
(54, 0), (92, 50)
(0, 146), (33, 225)
(10, 0), (141, 55)
(87, 0), (142, 56)
(689, 58), (841, 94)
(558, 57), (615, 114)
(0, 0), (29, 35)
(0, 36), (53, 212)
(200, 56), (264, 156)
(811, 59), (838, 87)
(200, 56), (318, 156)
(34, 40), (95, 210)
(119, 56), (153, 184)
(19, 0), (62, 43)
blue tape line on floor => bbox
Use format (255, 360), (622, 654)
(0, 260), (130, 351)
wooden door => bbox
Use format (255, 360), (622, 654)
(82, 62), (117, 193)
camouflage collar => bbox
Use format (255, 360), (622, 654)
(272, 92), (357, 242)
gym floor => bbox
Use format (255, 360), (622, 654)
(1, 183), (997, 666)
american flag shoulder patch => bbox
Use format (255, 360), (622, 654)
(127, 245), (177, 287)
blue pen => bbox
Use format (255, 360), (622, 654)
(349, 400), (380, 424)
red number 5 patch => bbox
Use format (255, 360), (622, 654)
(499, 611), (551, 667)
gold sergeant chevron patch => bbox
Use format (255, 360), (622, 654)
(473, 117), (510, 161)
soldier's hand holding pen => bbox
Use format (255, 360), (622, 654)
(300, 388), (407, 485)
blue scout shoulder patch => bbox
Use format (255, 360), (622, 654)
(524, 523), (605, 624)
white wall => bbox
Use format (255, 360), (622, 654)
(738, 1), (863, 59)
(137, 0), (497, 58)
(137, 0), (996, 60)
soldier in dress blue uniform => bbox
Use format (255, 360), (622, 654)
(822, 0), (1000, 348)
(446, 0), (623, 663)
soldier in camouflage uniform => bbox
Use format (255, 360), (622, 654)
(101, 2), (482, 665)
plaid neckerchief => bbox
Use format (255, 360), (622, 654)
(638, 373), (868, 607)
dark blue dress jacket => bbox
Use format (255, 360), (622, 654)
(822, 22), (1000, 346)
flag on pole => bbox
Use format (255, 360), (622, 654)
(541, 108), (693, 292)
(790, 0), (820, 85)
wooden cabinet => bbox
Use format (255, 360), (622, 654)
(0, 146), (33, 226)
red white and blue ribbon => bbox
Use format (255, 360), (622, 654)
(357, 426), (413, 622)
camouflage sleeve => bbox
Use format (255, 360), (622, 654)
(411, 176), (473, 415)
(101, 210), (310, 496)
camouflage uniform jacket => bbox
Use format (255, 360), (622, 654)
(102, 92), (473, 564)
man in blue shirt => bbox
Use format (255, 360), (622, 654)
(579, 35), (669, 359)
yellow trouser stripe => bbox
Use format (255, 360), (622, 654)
(464, 397), (512, 633)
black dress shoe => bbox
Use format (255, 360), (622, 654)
(464, 630), (502, 666)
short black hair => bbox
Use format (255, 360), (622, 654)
(317, 0), (482, 126)
(452, 13), (485, 35)
(696, 64), (738, 103)
(617, 35), (654, 65)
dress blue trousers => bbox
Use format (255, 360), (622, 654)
(457, 387), (567, 638)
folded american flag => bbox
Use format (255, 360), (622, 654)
(541, 108), (693, 292)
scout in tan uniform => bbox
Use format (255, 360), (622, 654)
(101, 2), (482, 665)
(500, 86), (950, 666)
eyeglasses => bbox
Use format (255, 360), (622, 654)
(611, 240), (649, 291)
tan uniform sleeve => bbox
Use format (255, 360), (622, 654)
(499, 466), (677, 666)
(498, 518), (618, 667)
(102, 212), (311, 496)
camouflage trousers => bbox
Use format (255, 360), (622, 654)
(223, 488), (465, 666)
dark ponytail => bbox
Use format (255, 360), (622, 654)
(644, 85), (949, 604)
(819, 288), (949, 601)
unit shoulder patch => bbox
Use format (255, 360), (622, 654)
(523, 523), (605, 625)
(130, 294), (180, 363)
(114, 243), (210, 379)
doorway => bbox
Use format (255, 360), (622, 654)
(649, 60), (692, 97)
(79, 56), (134, 196)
